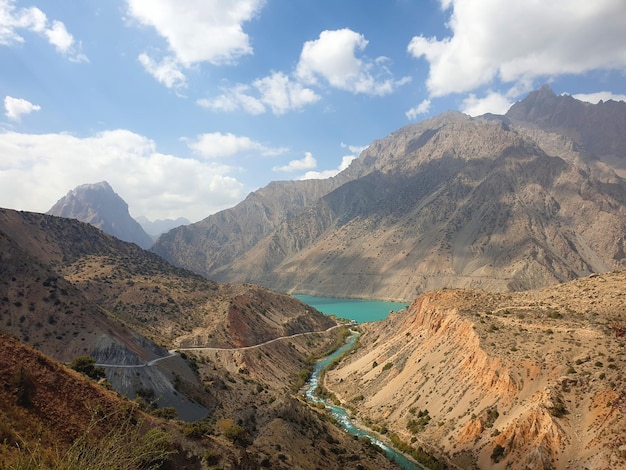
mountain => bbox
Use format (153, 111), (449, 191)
(0, 207), (336, 418)
(135, 215), (190, 240)
(506, 84), (626, 173)
(0, 207), (400, 469)
(326, 272), (626, 468)
(47, 181), (154, 249)
(152, 88), (626, 300)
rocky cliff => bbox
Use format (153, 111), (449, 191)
(507, 84), (626, 173)
(47, 181), (153, 249)
(325, 272), (626, 469)
(153, 91), (626, 300)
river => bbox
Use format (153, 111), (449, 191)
(305, 332), (424, 470)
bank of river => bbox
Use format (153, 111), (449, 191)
(306, 332), (424, 470)
(293, 295), (408, 322)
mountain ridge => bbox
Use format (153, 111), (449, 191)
(152, 90), (626, 300)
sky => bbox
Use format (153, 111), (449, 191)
(1, 0), (625, 223)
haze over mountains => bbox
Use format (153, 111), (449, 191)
(152, 85), (626, 300)
(47, 181), (154, 249)
(46, 181), (190, 248)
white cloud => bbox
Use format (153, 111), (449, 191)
(4, 96), (41, 121)
(0, 0), (87, 61)
(406, 99), (431, 120)
(138, 53), (186, 89)
(460, 91), (512, 116)
(44, 20), (72, 52)
(340, 142), (367, 155)
(198, 72), (320, 115)
(273, 152), (317, 172)
(296, 28), (410, 96)
(0, 129), (245, 222)
(408, 0), (626, 97)
(197, 84), (266, 115)
(187, 132), (287, 158)
(572, 91), (626, 104)
(126, 0), (264, 66)
(301, 155), (355, 180)
(253, 72), (320, 114)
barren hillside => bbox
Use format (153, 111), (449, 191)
(325, 272), (626, 469)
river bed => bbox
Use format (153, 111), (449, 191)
(305, 332), (424, 470)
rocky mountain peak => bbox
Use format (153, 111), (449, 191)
(506, 84), (626, 169)
(47, 181), (153, 249)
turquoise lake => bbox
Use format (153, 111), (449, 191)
(293, 295), (408, 322)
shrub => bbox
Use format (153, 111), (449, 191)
(69, 356), (105, 381)
(407, 409), (431, 433)
(485, 408), (499, 428)
(151, 407), (177, 419)
(491, 444), (505, 463)
(549, 402), (567, 417)
(222, 424), (250, 446)
(182, 419), (213, 439)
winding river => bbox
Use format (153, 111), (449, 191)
(305, 332), (424, 470)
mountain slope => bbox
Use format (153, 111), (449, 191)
(0, 207), (336, 420)
(47, 181), (153, 249)
(0, 207), (399, 469)
(0, 208), (335, 350)
(135, 215), (190, 240)
(325, 272), (626, 469)
(153, 94), (626, 300)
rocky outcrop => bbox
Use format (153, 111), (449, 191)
(325, 274), (626, 469)
(507, 84), (626, 171)
(48, 181), (153, 249)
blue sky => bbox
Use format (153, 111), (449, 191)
(1, 0), (625, 222)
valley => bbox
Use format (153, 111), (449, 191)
(1, 85), (626, 469)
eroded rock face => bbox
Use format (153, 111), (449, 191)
(153, 89), (626, 300)
(325, 274), (626, 469)
(48, 181), (153, 249)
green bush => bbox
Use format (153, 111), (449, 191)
(69, 356), (106, 381)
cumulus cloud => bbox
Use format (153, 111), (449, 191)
(0, 0), (87, 61)
(296, 28), (410, 96)
(198, 72), (320, 115)
(126, 0), (263, 65)
(408, 0), (626, 97)
(187, 132), (287, 158)
(460, 91), (513, 116)
(4, 96), (41, 121)
(272, 152), (317, 172)
(138, 53), (186, 89)
(197, 84), (264, 114)
(572, 91), (626, 104)
(301, 155), (355, 180)
(406, 99), (431, 120)
(0, 129), (245, 222)
(253, 72), (320, 114)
